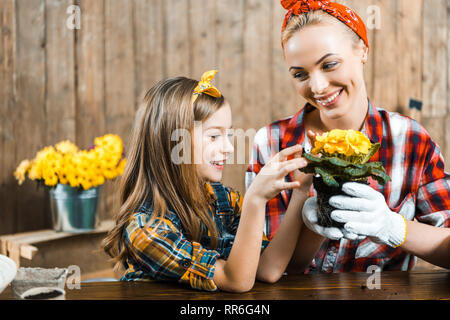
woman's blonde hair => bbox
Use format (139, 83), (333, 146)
(281, 1), (364, 50)
(102, 77), (225, 270)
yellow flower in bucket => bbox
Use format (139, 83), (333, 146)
(14, 134), (127, 190)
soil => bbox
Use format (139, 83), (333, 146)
(313, 175), (347, 228)
(23, 289), (64, 300)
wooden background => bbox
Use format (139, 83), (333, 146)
(1, 0), (449, 235)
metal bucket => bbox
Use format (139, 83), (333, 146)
(49, 184), (100, 232)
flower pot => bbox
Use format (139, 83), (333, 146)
(49, 183), (100, 232)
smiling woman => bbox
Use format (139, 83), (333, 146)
(246, 0), (450, 274)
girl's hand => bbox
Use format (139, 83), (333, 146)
(289, 130), (317, 193)
(247, 144), (309, 202)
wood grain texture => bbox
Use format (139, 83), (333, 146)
(165, 0), (190, 77)
(103, 0), (135, 222)
(422, 0), (447, 117)
(371, 0), (398, 112)
(242, 0), (272, 130)
(1, 271), (448, 300)
(189, 0), (217, 78)
(76, 0), (106, 150)
(45, 0), (76, 146)
(0, 0), (17, 235)
(396, 0), (423, 116)
(14, 0), (49, 232)
(133, 0), (165, 104)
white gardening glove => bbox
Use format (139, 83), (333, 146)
(329, 182), (407, 248)
(302, 196), (360, 240)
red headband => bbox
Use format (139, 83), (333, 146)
(281, 0), (369, 49)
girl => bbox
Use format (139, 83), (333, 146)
(247, 0), (450, 276)
(103, 70), (313, 292)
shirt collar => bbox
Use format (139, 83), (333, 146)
(204, 182), (217, 203)
(282, 99), (381, 150)
(362, 100), (383, 144)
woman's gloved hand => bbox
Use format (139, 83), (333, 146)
(302, 196), (362, 240)
(329, 182), (407, 248)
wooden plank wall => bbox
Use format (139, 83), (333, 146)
(0, 0), (449, 235)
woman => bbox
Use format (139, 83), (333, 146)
(247, 0), (450, 278)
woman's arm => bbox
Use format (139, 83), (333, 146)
(401, 220), (450, 269)
(285, 222), (325, 274)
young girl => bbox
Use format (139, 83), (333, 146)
(103, 70), (313, 292)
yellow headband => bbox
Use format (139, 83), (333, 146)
(192, 70), (221, 103)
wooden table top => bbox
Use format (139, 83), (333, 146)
(1, 271), (449, 300)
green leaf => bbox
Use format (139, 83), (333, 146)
(303, 153), (322, 163)
(370, 174), (386, 185)
(370, 168), (391, 185)
(315, 167), (339, 188)
(343, 166), (369, 177)
(299, 164), (316, 174)
(366, 161), (384, 170)
(360, 143), (381, 164)
(328, 157), (352, 167)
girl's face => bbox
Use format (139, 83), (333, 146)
(194, 102), (234, 182)
(283, 23), (368, 121)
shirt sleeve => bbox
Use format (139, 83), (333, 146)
(415, 138), (450, 228)
(124, 214), (220, 291)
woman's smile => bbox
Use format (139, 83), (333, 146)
(314, 88), (344, 108)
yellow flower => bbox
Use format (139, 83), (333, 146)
(55, 140), (78, 154)
(346, 130), (371, 155)
(14, 160), (31, 185)
(116, 159), (126, 175)
(15, 134), (126, 188)
(28, 162), (42, 180)
(312, 129), (372, 157)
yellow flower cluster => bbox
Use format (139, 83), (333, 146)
(312, 129), (371, 157)
(14, 134), (126, 190)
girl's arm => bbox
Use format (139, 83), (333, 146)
(213, 144), (307, 292)
(255, 187), (311, 283)
(213, 196), (267, 292)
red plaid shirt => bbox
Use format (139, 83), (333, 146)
(246, 101), (450, 273)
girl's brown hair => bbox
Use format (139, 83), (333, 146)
(102, 76), (225, 270)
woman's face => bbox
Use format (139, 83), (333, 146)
(283, 23), (368, 120)
(193, 102), (234, 182)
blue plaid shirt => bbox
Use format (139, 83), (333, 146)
(120, 182), (269, 291)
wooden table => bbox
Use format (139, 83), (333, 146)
(1, 271), (449, 300)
